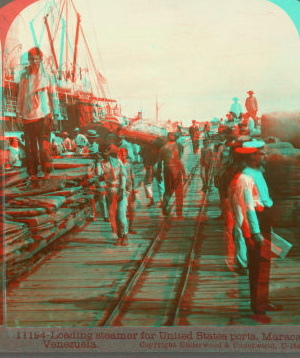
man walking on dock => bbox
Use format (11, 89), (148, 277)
(160, 134), (184, 220)
(189, 120), (200, 154)
(96, 144), (128, 246)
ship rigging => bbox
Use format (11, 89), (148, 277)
(2, 0), (123, 133)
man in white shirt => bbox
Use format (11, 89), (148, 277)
(16, 47), (59, 180)
(82, 130), (99, 157)
(229, 140), (282, 323)
(74, 128), (88, 152)
(96, 145), (128, 246)
(230, 97), (243, 120)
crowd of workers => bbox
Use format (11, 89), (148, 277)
(10, 45), (280, 324)
(191, 122), (280, 324)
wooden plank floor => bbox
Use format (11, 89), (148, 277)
(5, 144), (300, 327)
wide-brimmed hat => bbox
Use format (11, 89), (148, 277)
(243, 139), (265, 149)
(232, 97), (239, 101)
(86, 130), (99, 138)
(62, 132), (68, 136)
(247, 91), (254, 95)
(74, 128), (80, 132)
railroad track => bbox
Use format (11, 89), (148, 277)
(6, 143), (219, 328)
(93, 159), (214, 327)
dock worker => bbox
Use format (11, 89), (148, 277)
(116, 129), (135, 163)
(96, 144), (128, 246)
(174, 131), (185, 160)
(52, 132), (66, 156)
(217, 137), (250, 274)
(82, 130), (99, 158)
(200, 138), (213, 191)
(16, 47), (60, 180)
(245, 91), (258, 127)
(189, 120), (200, 154)
(230, 97), (243, 121)
(74, 127), (88, 153)
(159, 133), (184, 220)
(62, 132), (75, 152)
(139, 141), (165, 208)
(228, 140), (282, 323)
(120, 147), (137, 235)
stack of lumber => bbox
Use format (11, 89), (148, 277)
(1, 220), (34, 272)
(3, 158), (97, 281)
(265, 142), (300, 227)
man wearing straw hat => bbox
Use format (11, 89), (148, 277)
(245, 91), (258, 127)
(82, 130), (99, 157)
(229, 140), (282, 323)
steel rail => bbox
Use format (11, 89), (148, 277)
(169, 171), (216, 326)
(93, 159), (199, 327)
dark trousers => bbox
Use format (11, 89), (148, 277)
(163, 166), (183, 216)
(246, 207), (272, 312)
(23, 118), (45, 175)
(191, 138), (199, 154)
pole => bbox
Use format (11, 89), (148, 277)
(156, 94), (164, 126)
(72, 12), (81, 82)
(44, 14), (59, 70)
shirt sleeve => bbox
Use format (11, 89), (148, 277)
(244, 179), (260, 235)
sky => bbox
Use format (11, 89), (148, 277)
(4, 0), (300, 125)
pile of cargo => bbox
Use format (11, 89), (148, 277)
(2, 158), (96, 281)
(120, 123), (168, 147)
(261, 112), (300, 149)
(264, 139), (300, 228)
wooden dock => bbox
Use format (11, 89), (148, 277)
(5, 144), (300, 327)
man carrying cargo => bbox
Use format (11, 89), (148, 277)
(159, 133), (184, 220)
